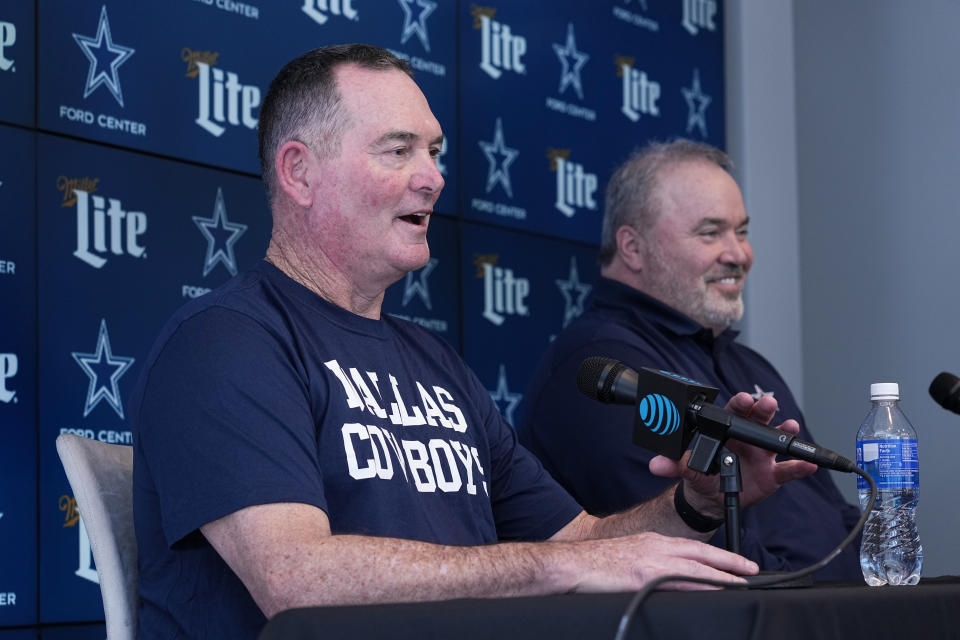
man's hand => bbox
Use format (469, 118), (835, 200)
(647, 393), (817, 519)
(554, 531), (758, 593)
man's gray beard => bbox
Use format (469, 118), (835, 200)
(643, 248), (744, 331)
(699, 292), (744, 331)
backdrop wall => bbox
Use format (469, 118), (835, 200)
(794, 0), (960, 580)
(0, 0), (726, 631)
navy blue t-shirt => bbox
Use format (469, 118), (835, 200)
(130, 261), (581, 639)
(518, 277), (862, 581)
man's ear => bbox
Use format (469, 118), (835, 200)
(615, 224), (646, 272)
(275, 140), (316, 208)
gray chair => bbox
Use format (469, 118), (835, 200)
(56, 433), (138, 640)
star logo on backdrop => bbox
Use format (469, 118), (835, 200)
(751, 384), (775, 402)
(397, 0), (437, 52)
(682, 68), (712, 138)
(193, 187), (247, 277)
(556, 257), (592, 328)
(402, 257), (438, 310)
(72, 5), (135, 107)
(479, 118), (519, 198)
(72, 319), (135, 419)
(553, 23), (590, 100)
(488, 364), (523, 426)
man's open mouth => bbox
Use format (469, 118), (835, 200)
(399, 212), (429, 226)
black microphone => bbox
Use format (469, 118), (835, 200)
(929, 372), (960, 414)
(577, 356), (856, 473)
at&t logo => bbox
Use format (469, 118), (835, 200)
(0, 20), (16, 72)
(617, 56), (660, 122)
(476, 255), (529, 326)
(682, 0), (717, 36)
(69, 188), (147, 269)
(302, 0), (358, 25)
(547, 148), (597, 218)
(472, 5), (526, 80)
(0, 353), (17, 404)
(193, 58), (261, 137)
(638, 393), (680, 436)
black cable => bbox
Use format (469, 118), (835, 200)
(612, 467), (878, 640)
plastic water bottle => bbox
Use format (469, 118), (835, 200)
(856, 382), (922, 586)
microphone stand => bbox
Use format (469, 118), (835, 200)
(719, 447), (742, 554)
(687, 432), (742, 552)
(686, 421), (811, 586)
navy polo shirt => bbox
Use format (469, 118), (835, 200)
(518, 277), (862, 581)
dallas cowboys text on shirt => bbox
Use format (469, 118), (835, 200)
(326, 359), (489, 496)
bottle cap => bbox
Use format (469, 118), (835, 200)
(870, 382), (900, 399)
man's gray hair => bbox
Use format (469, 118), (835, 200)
(257, 44), (413, 206)
(599, 139), (733, 266)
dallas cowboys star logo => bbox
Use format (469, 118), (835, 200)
(682, 68), (712, 138)
(193, 187), (247, 277)
(556, 256), (592, 328)
(402, 257), (438, 310)
(553, 23), (589, 100)
(488, 364), (522, 427)
(435, 137), (448, 176)
(479, 118), (519, 198)
(72, 5), (135, 107)
(751, 384), (775, 401)
(72, 319), (135, 419)
(397, 0), (437, 52)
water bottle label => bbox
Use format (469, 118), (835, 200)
(857, 439), (919, 490)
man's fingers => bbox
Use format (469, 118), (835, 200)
(648, 453), (683, 478)
(772, 459), (817, 484)
(725, 392), (780, 425)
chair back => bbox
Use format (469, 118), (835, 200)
(56, 433), (138, 640)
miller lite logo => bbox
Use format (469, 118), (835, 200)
(302, 0), (358, 25)
(0, 353), (17, 404)
(616, 55), (660, 122)
(682, 0), (718, 35)
(57, 176), (100, 207)
(475, 254), (529, 326)
(67, 187), (147, 269)
(181, 47), (219, 78)
(472, 5), (527, 80)
(0, 20), (15, 72)
(547, 148), (597, 218)
(59, 496), (99, 585)
(191, 54), (261, 138)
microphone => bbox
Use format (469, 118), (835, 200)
(929, 372), (960, 414)
(577, 356), (856, 473)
